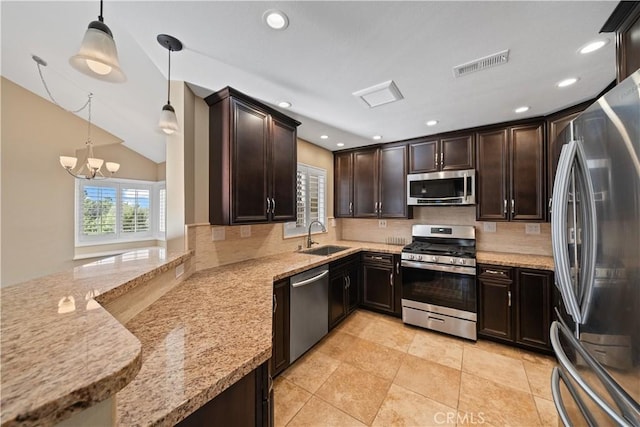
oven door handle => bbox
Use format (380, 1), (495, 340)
(401, 260), (476, 276)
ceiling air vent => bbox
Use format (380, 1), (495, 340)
(453, 49), (510, 78)
(353, 80), (404, 108)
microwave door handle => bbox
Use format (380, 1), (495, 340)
(551, 321), (638, 425)
(575, 143), (598, 324)
(552, 140), (582, 324)
(463, 172), (468, 202)
(552, 367), (599, 427)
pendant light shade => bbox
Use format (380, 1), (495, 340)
(157, 34), (183, 135)
(69, 1), (126, 83)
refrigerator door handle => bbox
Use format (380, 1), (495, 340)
(552, 140), (582, 323)
(551, 321), (639, 426)
(551, 366), (598, 427)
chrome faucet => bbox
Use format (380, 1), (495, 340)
(306, 220), (327, 248)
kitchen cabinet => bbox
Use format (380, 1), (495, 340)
(334, 144), (411, 219)
(206, 86), (300, 225)
(602, 2), (640, 83)
(271, 278), (290, 377)
(477, 264), (553, 352)
(329, 255), (359, 329)
(408, 133), (474, 173)
(475, 122), (546, 222)
(360, 252), (401, 316)
(177, 361), (272, 427)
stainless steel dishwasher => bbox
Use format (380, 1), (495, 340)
(289, 265), (329, 362)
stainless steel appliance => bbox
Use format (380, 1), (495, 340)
(289, 265), (329, 362)
(401, 224), (477, 340)
(550, 69), (640, 425)
(407, 169), (475, 206)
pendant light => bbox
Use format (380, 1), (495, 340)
(157, 34), (182, 135)
(69, 0), (126, 83)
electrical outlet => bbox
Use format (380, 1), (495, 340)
(175, 263), (185, 278)
(240, 225), (251, 238)
(525, 223), (540, 234)
(330, 218), (336, 227)
(483, 222), (497, 232)
(212, 227), (225, 241)
(378, 220), (387, 228)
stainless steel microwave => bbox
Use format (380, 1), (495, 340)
(407, 169), (476, 206)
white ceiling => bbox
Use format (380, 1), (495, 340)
(1, 1), (618, 163)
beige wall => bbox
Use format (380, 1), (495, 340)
(1, 78), (161, 287)
(341, 206), (552, 256)
(91, 143), (160, 182)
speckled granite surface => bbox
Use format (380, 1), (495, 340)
(0, 248), (191, 427)
(115, 241), (403, 427)
(477, 251), (555, 271)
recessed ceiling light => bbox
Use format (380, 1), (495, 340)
(373, 135), (382, 140)
(320, 135), (329, 140)
(278, 101), (291, 108)
(263, 10), (289, 30)
(337, 143), (345, 147)
(426, 120), (439, 126)
(579, 39), (608, 54)
(515, 106), (529, 114)
(557, 77), (579, 88)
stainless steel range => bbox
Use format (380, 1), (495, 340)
(401, 224), (477, 340)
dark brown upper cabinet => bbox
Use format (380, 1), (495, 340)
(206, 87), (300, 225)
(476, 122), (546, 222)
(334, 144), (411, 219)
(602, 2), (640, 83)
(408, 133), (474, 173)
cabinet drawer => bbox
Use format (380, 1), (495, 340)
(478, 264), (513, 280)
(361, 252), (393, 265)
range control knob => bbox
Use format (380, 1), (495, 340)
(458, 258), (466, 265)
(431, 256), (439, 263)
(449, 258), (455, 264)
(408, 254), (415, 260)
(417, 255), (423, 261)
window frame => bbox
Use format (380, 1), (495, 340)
(284, 163), (327, 238)
(75, 178), (166, 247)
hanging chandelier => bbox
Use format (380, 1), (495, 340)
(157, 34), (182, 134)
(59, 94), (120, 179)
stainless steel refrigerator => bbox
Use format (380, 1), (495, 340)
(550, 69), (640, 425)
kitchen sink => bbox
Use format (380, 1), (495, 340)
(302, 245), (352, 256)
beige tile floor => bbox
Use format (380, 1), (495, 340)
(274, 309), (559, 427)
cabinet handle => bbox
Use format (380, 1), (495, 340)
(272, 198), (276, 214)
(346, 276), (350, 288)
(508, 290), (512, 307)
(434, 152), (438, 168)
(273, 294), (277, 314)
(379, 201), (383, 213)
(503, 199), (507, 216)
(266, 198), (271, 214)
(548, 197), (553, 214)
(370, 256), (383, 261)
(396, 261), (400, 274)
(349, 202), (353, 214)
(485, 269), (505, 276)
(390, 272), (394, 287)
(344, 277), (348, 290)
(511, 199), (515, 215)
(440, 152), (444, 166)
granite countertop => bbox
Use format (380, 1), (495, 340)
(0, 248), (192, 427)
(477, 251), (555, 271)
(114, 240), (403, 426)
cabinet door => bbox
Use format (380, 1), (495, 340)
(334, 152), (353, 218)
(353, 149), (379, 217)
(346, 263), (359, 314)
(478, 277), (512, 341)
(270, 118), (297, 222)
(440, 134), (474, 171)
(510, 124), (545, 221)
(476, 129), (509, 221)
(547, 110), (581, 207)
(272, 279), (290, 376)
(408, 139), (438, 173)
(515, 269), (552, 351)
(329, 271), (347, 329)
(361, 263), (394, 313)
(231, 98), (270, 224)
(379, 145), (409, 218)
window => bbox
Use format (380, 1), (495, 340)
(284, 164), (326, 237)
(76, 178), (166, 246)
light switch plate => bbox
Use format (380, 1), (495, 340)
(212, 227), (225, 241)
(378, 220), (387, 228)
(175, 263), (185, 278)
(525, 223), (541, 234)
(240, 225), (251, 238)
(483, 222), (497, 232)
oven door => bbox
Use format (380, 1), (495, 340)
(401, 262), (476, 314)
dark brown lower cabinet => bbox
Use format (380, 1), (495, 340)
(271, 279), (290, 377)
(360, 252), (401, 316)
(329, 256), (359, 329)
(477, 264), (553, 352)
(176, 361), (272, 427)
